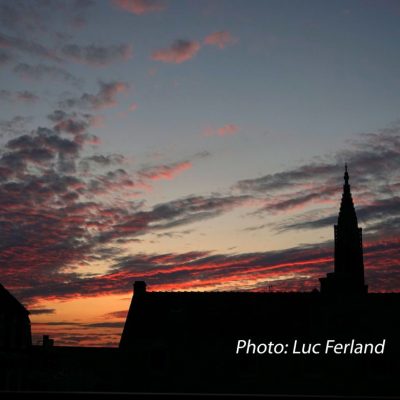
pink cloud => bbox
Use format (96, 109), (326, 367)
(203, 124), (239, 137)
(204, 31), (237, 49)
(151, 40), (201, 64)
(129, 102), (138, 111)
(113, 0), (166, 15)
(138, 161), (192, 181)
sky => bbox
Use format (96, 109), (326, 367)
(0, 0), (400, 347)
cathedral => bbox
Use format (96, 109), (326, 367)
(319, 165), (368, 295)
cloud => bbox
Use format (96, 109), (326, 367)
(47, 110), (102, 138)
(236, 163), (337, 193)
(150, 31), (237, 65)
(0, 30), (130, 67)
(0, 32), (60, 61)
(61, 43), (132, 66)
(113, 0), (166, 14)
(203, 31), (237, 49)
(279, 196), (400, 233)
(235, 123), (400, 237)
(138, 161), (192, 181)
(129, 102), (138, 111)
(13, 63), (82, 86)
(0, 50), (13, 66)
(203, 124), (239, 137)
(0, 89), (39, 103)
(0, 116), (33, 137)
(151, 40), (201, 64)
(103, 310), (128, 319)
(0, 0), (94, 35)
(60, 81), (129, 110)
(1, 119), (399, 313)
(29, 308), (55, 315)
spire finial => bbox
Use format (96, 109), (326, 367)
(344, 163), (349, 185)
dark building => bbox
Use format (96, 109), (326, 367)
(0, 283), (32, 350)
(319, 165), (368, 295)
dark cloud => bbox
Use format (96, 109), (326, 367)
(0, 89), (39, 103)
(13, 63), (82, 86)
(59, 81), (130, 110)
(151, 39), (201, 64)
(103, 310), (128, 319)
(236, 163), (337, 193)
(279, 197), (400, 234)
(61, 44), (132, 66)
(0, 49), (13, 65)
(0, 0), (94, 34)
(80, 154), (125, 172)
(48, 110), (92, 135)
(0, 0), (47, 33)
(0, 115), (32, 137)
(86, 322), (124, 328)
(0, 118), (399, 309)
(29, 308), (55, 315)
(237, 125), (400, 237)
(96, 194), (250, 243)
(0, 32), (60, 61)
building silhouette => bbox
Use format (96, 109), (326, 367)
(0, 283), (31, 350)
(320, 165), (367, 295)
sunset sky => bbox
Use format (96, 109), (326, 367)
(1, 0), (400, 347)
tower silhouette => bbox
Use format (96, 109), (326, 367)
(320, 165), (368, 295)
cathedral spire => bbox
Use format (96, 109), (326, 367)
(319, 165), (367, 295)
(338, 164), (358, 229)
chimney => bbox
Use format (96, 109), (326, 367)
(134, 281), (147, 298)
(43, 335), (54, 348)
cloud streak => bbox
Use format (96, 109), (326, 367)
(61, 44), (133, 66)
(113, 0), (166, 15)
(60, 81), (130, 110)
(203, 124), (239, 137)
(13, 63), (82, 86)
(151, 40), (201, 64)
(138, 161), (192, 181)
(204, 31), (237, 49)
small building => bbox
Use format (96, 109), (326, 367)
(0, 284), (32, 350)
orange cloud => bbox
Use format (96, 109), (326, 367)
(204, 31), (237, 49)
(151, 40), (201, 64)
(113, 0), (166, 15)
(203, 124), (239, 137)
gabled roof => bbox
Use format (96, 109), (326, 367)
(0, 283), (29, 315)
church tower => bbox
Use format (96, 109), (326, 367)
(320, 165), (368, 295)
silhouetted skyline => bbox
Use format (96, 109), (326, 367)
(0, 0), (399, 347)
